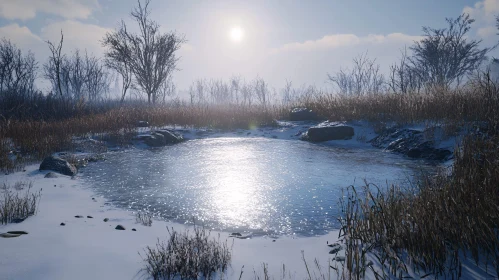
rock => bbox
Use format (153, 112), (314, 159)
(115, 225), (126, 230)
(87, 216), (93, 219)
(103, 218), (109, 222)
(7, 231), (28, 235)
(11, 218), (25, 223)
(137, 121), (150, 127)
(289, 108), (319, 121)
(230, 232), (242, 237)
(370, 128), (452, 161)
(144, 130), (184, 147)
(144, 132), (166, 147)
(75, 215), (83, 218)
(0, 233), (22, 238)
(132, 228), (137, 231)
(60, 223), (66, 226)
(304, 124), (354, 142)
(39, 156), (77, 176)
(44, 172), (58, 178)
(155, 129), (184, 144)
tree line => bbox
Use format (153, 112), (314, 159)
(1, 0), (499, 119)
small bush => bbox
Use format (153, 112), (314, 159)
(135, 211), (153, 227)
(0, 181), (42, 224)
(141, 226), (232, 280)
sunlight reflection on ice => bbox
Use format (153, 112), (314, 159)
(81, 137), (429, 236)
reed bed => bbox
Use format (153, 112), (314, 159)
(338, 134), (499, 279)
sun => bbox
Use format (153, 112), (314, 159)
(229, 26), (244, 42)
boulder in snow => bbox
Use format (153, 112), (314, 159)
(155, 129), (184, 144)
(303, 124), (354, 142)
(115, 225), (126, 230)
(39, 156), (77, 176)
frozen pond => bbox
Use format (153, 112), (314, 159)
(80, 137), (428, 236)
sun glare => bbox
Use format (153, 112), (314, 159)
(229, 26), (244, 42)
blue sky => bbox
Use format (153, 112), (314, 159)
(0, 0), (498, 93)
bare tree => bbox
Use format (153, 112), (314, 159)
(45, 30), (64, 96)
(327, 52), (385, 96)
(253, 77), (269, 107)
(45, 48), (110, 101)
(410, 13), (495, 90)
(102, 24), (133, 102)
(230, 76), (241, 105)
(84, 51), (110, 102)
(158, 76), (175, 103)
(240, 82), (253, 107)
(102, 0), (186, 103)
(388, 47), (424, 94)
(0, 38), (37, 95)
(281, 79), (293, 105)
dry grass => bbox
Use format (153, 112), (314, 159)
(135, 211), (153, 227)
(0, 104), (279, 170)
(140, 226), (232, 280)
(0, 181), (41, 224)
(337, 134), (499, 279)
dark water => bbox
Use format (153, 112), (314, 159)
(80, 137), (427, 236)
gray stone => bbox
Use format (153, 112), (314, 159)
(289, 108), (319, 121)
(115, 225), (126, 230)
(103, 218), (109, 222)
(39, 156), (77, 176)
(60, 223), (65, 226)
(155, 129), (184, 144)
(75, 215), (83, 218)
(370, 128), (452, 161)
(144, 130), (184, 147)
(304, 125), (354, 142)
(144, 132), (166, 147)
(44, 172), (58, 178)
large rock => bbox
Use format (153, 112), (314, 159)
(39, 156), (77, 176)
(289, 108), (318, 121)
(370, 128), (452, 161)
(155, 129), (184, 144)
(304, 125), (354, 142)
(144, 130), (184, 147)
(144, 132), (166, 147)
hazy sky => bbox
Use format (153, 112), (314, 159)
(0, 0), (498, 93)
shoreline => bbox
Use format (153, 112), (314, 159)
(0, 164), (342, 280)
(0, 120), (462, 279)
